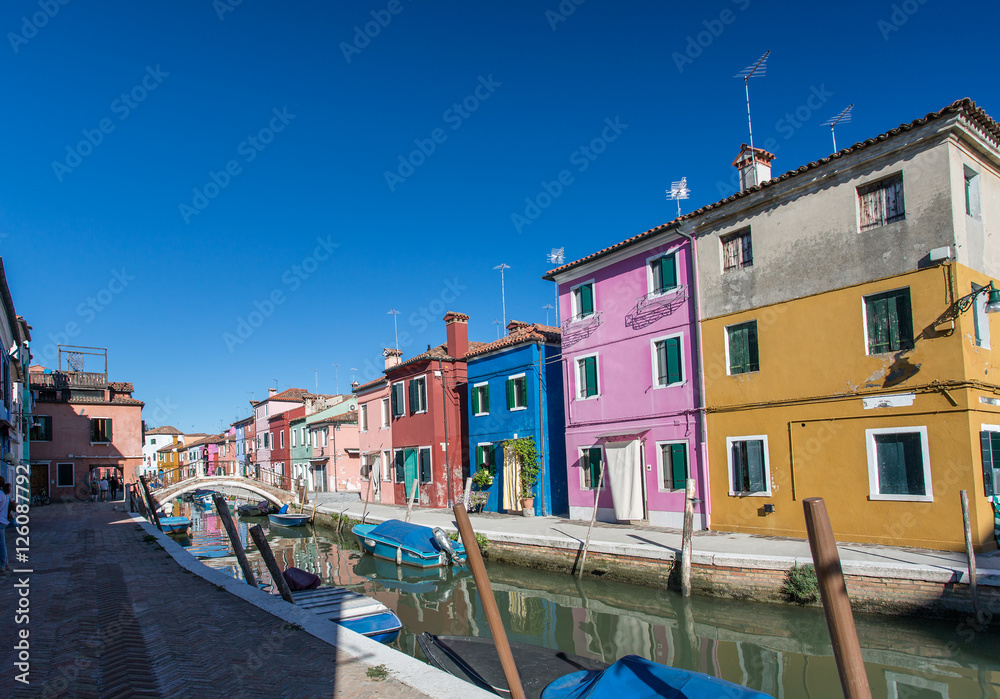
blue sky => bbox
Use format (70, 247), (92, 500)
(2, 0), (997, 432)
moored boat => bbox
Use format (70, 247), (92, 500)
(268, 504), (310, 527)
(353, 520), (466, 568)
(237, 500), (276, 516)
(283, 567), (402, 644)
(159, 516), (192, 535)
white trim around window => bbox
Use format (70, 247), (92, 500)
(865, 426), (933, 502)
(569, 278), (596, 321)
(645, 249), (681, 297)
(650, 332), (685, 389)
(578, 445), (607, 491)
(473, 381), (490, 416)
(359, 403), (369, 432)
(655, 440), (689, 493)
(574, 353), (600, 401)
(381, 397), (390, 428)
(725, 435), (771, 497)
(508, 373), (528, 411)
(411, 374), (429, 414)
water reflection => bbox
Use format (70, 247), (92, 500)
(176, 503), (1000, 699)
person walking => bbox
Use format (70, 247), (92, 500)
(0, 478), (10, 574)
(90, 476), (98, 503)
(109, 474), (118, 501)
(99, 474), (109, 502)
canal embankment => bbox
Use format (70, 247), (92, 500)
(0, 500), (492, 698)
(312, 501), (1000, 620)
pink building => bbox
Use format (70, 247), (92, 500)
(354, 349), (400, 504)
(545, 230), (709, 528)
(252, 387), (309, 477)
(309, 412), (360, 492)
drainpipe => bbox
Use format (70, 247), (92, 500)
(676, 226), (710, 529)
(438, 359), (453, 508)
(537, 342), (547, 516)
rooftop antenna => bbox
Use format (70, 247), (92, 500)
(546, 248), (565, 325)
(332, 363), (339, 395)
(542, 303), (554, 325)
(735, 50), (769, 187)
(494, 318), (500, 340)
(350, 368), (357, 384)
(387, 308), (400, 352)
(494, 263), (511, 328)
(666, 177), (690, 217)
(822, 103), (854, 153)
(273, 378), (278, 391)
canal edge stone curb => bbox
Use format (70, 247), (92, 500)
(129, 513), (496, 699)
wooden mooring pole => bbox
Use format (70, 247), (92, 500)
(361, 474), (373, 524)
(960, 490), (982, 623)
(405, 479), (419, 523)
(577, 461), (605, 579)
(212, 494), (257, 588)
(453, 503), (526, 699)
(680, 478), (696, 597)
(248, 524), (295, 604)
(138, 476), (163, 532)
(802, 497), (871, 699)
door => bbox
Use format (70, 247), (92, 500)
(313, 465), (327, 492)
(403, 448), (418, 500)
(30, 463), (48, 497)
(502, 445), (521, 512)
(604, 439), (644, 521)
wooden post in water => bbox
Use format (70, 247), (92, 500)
(802, 497), (871, 699)
(309, 500), (318, 525)
(405, 479), (419, 523)
(213, 494), (257, 588)
(453, 503), (526, 699)
(463, 477), (473, 511)
(681, 478), (696, 597)
(139, 475), (163, 532)
(249, 524), (295, 604)
(960, 490), (982, 623)
(361, 474), (373, 524)
(577, 461), (605, 579)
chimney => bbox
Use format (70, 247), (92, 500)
(268, 387), (277, 397)
(382, 347), (403, 370)
(506, 320), (530, 336)
(732, 144), (775, 191)
(443, 311), (469, 358)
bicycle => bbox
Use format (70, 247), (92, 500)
(30, 490), (51, 506)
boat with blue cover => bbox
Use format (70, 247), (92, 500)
(267, 503), (310, 527)
(159, 516), (192, 535)
(353, 519), (466, 568)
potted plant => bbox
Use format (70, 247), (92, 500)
(506, 437), (540, 516)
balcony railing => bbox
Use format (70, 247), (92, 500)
(29, 371), (108, 389)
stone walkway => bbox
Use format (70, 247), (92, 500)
(0, 501), (455, 698)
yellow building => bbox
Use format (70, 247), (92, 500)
(688, 99), (1000, 551)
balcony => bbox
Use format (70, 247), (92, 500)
(29, 371), (108, 390)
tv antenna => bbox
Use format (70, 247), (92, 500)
(666, 177), (690, 217)
(542, 303), (554, 325)
(546, 248), (565, 325)
(735, 50), (769, 187)
(822, 104), (853, 152)
(493, 318), (500, 340)
(387, 309), (400, 352)
(332, 363), (339, 394)
(494, 263), (511, 329)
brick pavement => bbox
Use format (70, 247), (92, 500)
(0, 501), (431, 698)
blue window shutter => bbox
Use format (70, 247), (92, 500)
(875, 435), (906, 494)
(982, 432), (996, 496)
(747, 440), (765, 492)
(666, 337), (682, 384)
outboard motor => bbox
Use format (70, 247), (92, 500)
(432, 527), (460, 565)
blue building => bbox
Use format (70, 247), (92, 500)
(465, 321), (567, 516)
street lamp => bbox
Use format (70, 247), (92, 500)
(957, 282), (1000, 315)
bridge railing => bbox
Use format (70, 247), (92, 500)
(148, 460), (294, 492)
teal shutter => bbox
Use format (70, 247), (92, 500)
(666, 337), (682, 384)
(472, 386), (480, 414)
(670, 443), (687, 490)
(875, 435), (907, 495)
(982, 432), (996, 496)
(580, 284), (593, 316)
(391, 384), (402, 416)
(867, 294), (889, 354)
(747, 322), (759, 372)
(419, 449), (431, 484)
(588, 447), (602, 487)
(506, 379), (514, 409)
(747, 440), (765, 492)
(584, 357), (598, 397)
(394, 450), (404, 482)
(729, 326), (746, 374)
(518, 377), (528, 407)
(894, 290), (914, 349)
(483, 385), (490, 413)
(660, 254), (677, 291)
(408, 380), (416, 414)
(106, 419), (112, 442)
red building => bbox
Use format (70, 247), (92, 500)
(386, 312), (483, 508)
(267, 405), (304, 484)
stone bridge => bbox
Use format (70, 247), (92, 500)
(150, 475), (298, 508)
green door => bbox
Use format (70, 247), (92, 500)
(403, 448), (419, 498)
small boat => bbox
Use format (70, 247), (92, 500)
(283, 567), (402, 644)
(267, 504), (310, 527)
(237, 500), (276, 516)
(418, 635), (774, 699)
(159, 516), (192, 535)
(353, 520), (466, 568)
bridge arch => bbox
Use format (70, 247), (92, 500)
(152, 477), (295, 508)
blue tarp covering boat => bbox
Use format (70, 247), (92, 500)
(541, 654), (774, 699)
(353, 520), (466, 568)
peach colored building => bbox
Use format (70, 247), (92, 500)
(355, 349), (401, 504)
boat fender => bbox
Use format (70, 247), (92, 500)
(396, 546), (402, 566)
(432, 527), (457, 562)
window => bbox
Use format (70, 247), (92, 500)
(727, 321), (758, 375)
(56, 463), (74, 487)
(381, 397), (390, 427)
(571, 281), (594, 320)
(90, 418), (112, 443)
(506, 374), (528, 410)
(394, 450), (404, 482)
(391, 382), (404, 417)
(382, 450), (392, 481)
(649, 253), (678, 294)
(652, 335), (683, 387)
(472, 382), (490, 416)
(279, 430), (284, 449)
(256, 434), (261, 449)
(659, 442), (688, 490)
(360, 404), (369, 432)
(728, 436), (769, 495)
(291, 429), (297, 447)
(409, 376), (427, 414)
(575, 355), (599, 399)
(580, 447), (604, 489)
(721, 229), (753, 271)
(264, 432), (270, 448)
(150, 438), (157, 445)
(866, 427), (932, 501)
(865, 288), (913, 354)
(858, 174), (905, 230)
(965, 166), (981, 219)
(322, 429), (328, 447)
(361, 453), (373, 480)
(30, 415), (52, 442)
(979, 427), (1000, 497)
(419, 447), (432, 484)
(475, 443), (495, 474)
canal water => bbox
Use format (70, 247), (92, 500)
(171, 501), (998, 698)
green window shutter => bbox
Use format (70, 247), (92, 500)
(408, 380), (416, 414)
(670, 443), (688, 490)
(747, 322), (759, 372)
(106, 420), (112, 442)
(747, 440), (765, 492)
(584, 357), (598, 397)
(588, 447), (602, 487)
(580, 284), (593, 316)
(729, 326), (746, 374)
(419, 449), (431, 484)
(518, 377), (528, 407)
(661, 255), (677, 291)
(476, 446), (485, 470)
(666, 337), (682, 384)
(391, 384), (401, 416)
(394, 450), (404, 482)
(472, 386), (480, 414)
(982, 432), (996, 496)
(867, 294), (889, 354)
(894, 290), (914, 349)
(506, 379), (514, 409)
(483, 385), (490, 413)
(875, 435), (907, 495)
